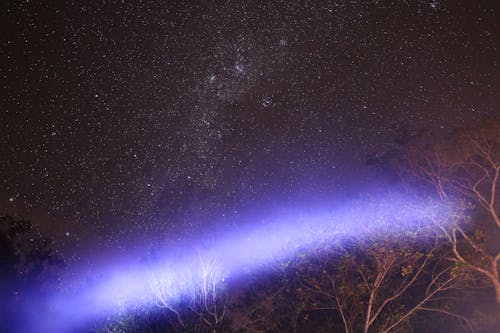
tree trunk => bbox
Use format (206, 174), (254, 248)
(492, 279), (500, 304)
(495, 285), (500, 304)
(364, 291), (375, 333)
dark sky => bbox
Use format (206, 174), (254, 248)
(0, 1), (497, 256)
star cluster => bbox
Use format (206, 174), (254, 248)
(0, 1), (497, 250)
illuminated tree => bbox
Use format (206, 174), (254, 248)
(396, 119), (500, 303)
(147, 254), (229, 333)
(294, 228), (471, 333)
(188, 255), (229, 333)
(147, 268), (188, 327)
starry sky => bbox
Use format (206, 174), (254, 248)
(0, 1), (497, 256)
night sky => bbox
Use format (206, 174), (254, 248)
(0, 1), (497, 259)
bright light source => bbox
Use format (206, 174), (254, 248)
(21, 194), (453, 332)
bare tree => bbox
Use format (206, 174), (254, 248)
(295, 226), (472, 333)
(188, 255), (229, 333)
(147, 267), (189, 328)
(147, 254), (229, 333)
(398, 119), (500, 303)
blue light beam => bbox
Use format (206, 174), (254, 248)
(19, 194), (453, 332)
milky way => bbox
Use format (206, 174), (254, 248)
(0, 1), (497, 254)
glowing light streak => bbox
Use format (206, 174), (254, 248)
(18, 194), (453, 332)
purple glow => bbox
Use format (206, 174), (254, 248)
(17, 194), (453, 332)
